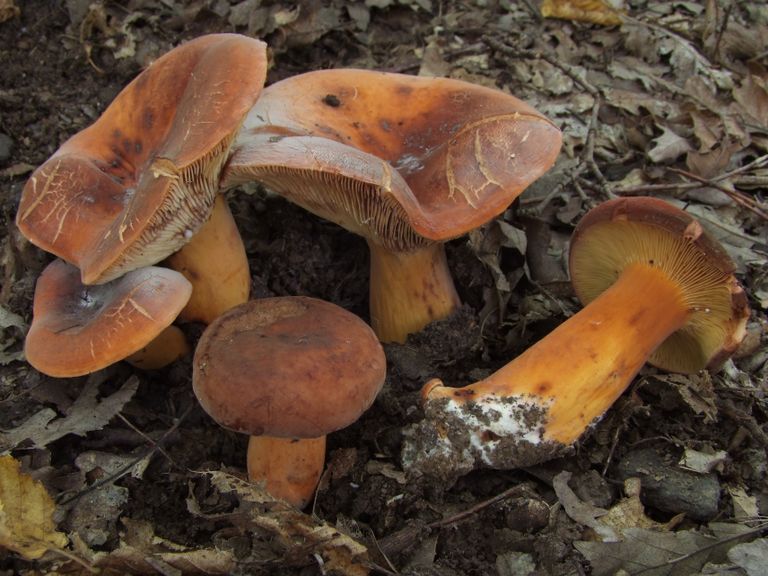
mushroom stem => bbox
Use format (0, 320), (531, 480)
(415, 261), (689, 472)
(125, 325), (191, 370)
(165, 195), (250, 324)
(247, 435), (327, 509)
(368, 241), (461, 343)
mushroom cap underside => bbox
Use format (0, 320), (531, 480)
(569, 197), (750, 373)
(226, 69), (563, 248)
(17, 33), (268, 284)
(25, 259), (192, 377)
(192, 296), (387, 438)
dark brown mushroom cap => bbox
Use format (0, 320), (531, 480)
(192, 296), (387, 438)
(569, 197), (750, 373)
(16, 34), (268, 285)
(25, 260), (192, 377)
(224, 69), (562, 250)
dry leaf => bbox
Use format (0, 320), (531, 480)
(541, 0), (624, 26)
(553, 471), (618, 542)
(0, 455), (68, 560)
(0, 0), (19, 23)
(679, 448), (728, 474)
(728, 538), (768, 576)
(204, 471), (371, 575)
(576, 523), (754, 576)
(72, 517), (236, 574)
(647, 125), (693, 163)
(0, 305), (26, 365)
(599, 478), (663, 537)
(0, 374), (139, 452)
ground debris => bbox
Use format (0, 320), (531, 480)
(0, 373), (138, 453)
(190, 471), (372, 575)
(0, 454), (68, 560)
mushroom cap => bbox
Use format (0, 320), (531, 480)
(192, 296), (387, 438)
(569, 197), (750, 373)
(224, 69), (562, 251)
(25, 260), (192, 377)
(16, 34), (268, 284)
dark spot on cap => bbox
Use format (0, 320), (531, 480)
(454, 388), (476, 398)
(144, 109), (154, 129)
(380, 119), (392, 132)
(322, 94), (341, 107)
(134, 142), (142, 154)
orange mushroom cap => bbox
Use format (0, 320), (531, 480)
(16, 34), (267, 284)
(25, 259), (192, 377)
(224, 69), (563, 250)
(193, 296), (386, 438)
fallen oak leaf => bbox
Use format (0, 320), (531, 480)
(197, 470), (371, 575)
(0, 373), (139, 453)
(66, 518), (236, 575)
(541, 0), (624, 26)
(0, 454), (68, 560)
(553, 471), (618, 542)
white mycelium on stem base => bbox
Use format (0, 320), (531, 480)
(402, 198), (750, 479)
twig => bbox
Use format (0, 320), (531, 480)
(428, 484), (529, 528)
(712, 3), (733, 65)
(667, 167), (768, 220)
(717, 398), (768, 450)
(116, 412), (183, 470)
(57, 403), (196, 505)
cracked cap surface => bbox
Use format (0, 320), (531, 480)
(224, 69), (562, 251)
(16, 34), (267, 284)
(25, 259), (192, 377)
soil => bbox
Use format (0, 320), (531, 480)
(1, 1), (766, 575)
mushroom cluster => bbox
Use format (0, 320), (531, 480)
(402, 197), (750, 479)
(16, 34), (268, 375)
(15, 34), (751, 509)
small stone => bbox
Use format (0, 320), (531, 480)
(616, 448), (721, 521)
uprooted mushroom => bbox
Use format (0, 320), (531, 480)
(223, 69), (562, 343)
(401, 197), (750, 480)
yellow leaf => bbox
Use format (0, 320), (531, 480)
(0, 455), (68, 559)
(541, 0), (624, 26)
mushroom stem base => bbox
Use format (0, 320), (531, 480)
(247, 435), (326, 509)
(368, 242), (460, 343)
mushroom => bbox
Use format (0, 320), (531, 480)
(164, 195), (251, 325)
(402, 197), (750, 478)
(25, 259), (192, 377)
(222, 69), (562, 342)
(193, 296), (386, 507)
(16, 33), (267, 285)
